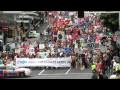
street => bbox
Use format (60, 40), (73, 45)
(7, 68), (92, 79)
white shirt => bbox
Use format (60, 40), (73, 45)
(110, 75), (117, 79)
(60, 52), (63, 56)
(113, 61), (117, 67)
(58, 48), (61, 53)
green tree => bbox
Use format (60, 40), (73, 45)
(100, 13), (119, 32)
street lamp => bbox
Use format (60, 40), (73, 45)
(14, 14), (17, 42)
(118, 11), (120, 31)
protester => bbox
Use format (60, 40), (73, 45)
(0, 11), (119, 79)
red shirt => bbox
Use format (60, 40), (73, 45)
(96, 63), (104, 72)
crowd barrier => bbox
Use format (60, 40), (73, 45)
(16, 57), (72, 68)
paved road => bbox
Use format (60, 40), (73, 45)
(7, 68), (93, 79)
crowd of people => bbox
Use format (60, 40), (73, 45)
(0, 11), (120, 79)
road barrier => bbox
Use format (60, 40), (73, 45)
(16, 57), (72, 68)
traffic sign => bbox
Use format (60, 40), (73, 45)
(2, 26), (8, 31)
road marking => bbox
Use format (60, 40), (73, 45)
(36, 75), (92, 79)
(39, 73), (92, 76)
(10, 73), (93, 79)
(40, 73), (65, 76)
(65, 68), (71, 74)
(38, 69), (45, 75)
(70, 73), (92, 75)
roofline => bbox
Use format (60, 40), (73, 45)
(84, 11), (119, 13)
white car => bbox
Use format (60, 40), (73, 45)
(0, 65), (32, 77)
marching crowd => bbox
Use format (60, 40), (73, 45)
(0, 11), (120, 79)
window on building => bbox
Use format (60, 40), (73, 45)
(0, 31), (2, 35)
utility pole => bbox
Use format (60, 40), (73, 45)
(119, 11), (120, 30)
(14, 14), (17, 42)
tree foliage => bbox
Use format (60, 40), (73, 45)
(100, 13), (119, 32)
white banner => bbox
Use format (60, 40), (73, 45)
(16, 57), (72, 68)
